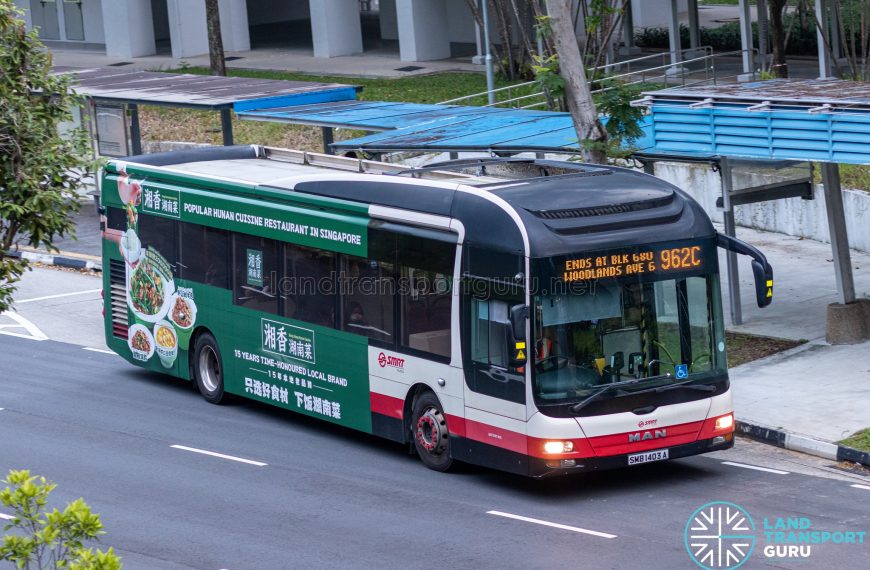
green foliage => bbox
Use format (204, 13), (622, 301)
(531, 54), (565, 100)
(0, 0), (97, 312)
(593, 79), (646, 147)
(838, 428), (870, 453)
(0, 470), (122, 569)
(634, 21), (821, 55)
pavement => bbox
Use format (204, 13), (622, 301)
(0, 333), (868, 569)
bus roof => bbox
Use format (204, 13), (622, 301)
(114, 145), (715, 258)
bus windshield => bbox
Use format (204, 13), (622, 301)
(532, 274), (726, 405)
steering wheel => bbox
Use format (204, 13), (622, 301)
(535, 355), (570, 372)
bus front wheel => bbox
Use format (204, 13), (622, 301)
(193, 332), (227, 405)
(411, 391), (453, 472)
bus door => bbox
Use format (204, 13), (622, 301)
(460, 264), (528, 468)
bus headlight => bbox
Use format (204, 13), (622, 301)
(543, 440), (574, 454)
(714, 413), (734, 431)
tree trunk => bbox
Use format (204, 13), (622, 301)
(769, 0), (789, 77)
(545, 0), (608, 164)
(205, 0), (226, 76)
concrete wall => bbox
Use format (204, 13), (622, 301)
(166, 0), (249, 58)
(310, 0), (362, 57)
(630, 0), (688, 29)
(446, 0), (475, 43)
(396, 0), (450, 61)
(13, 0), (32, 28)
(247, 0), (310, 26)
(655, 162), (870, 254)
(82, 0), (105, 44)
(102, 0), (156, 57)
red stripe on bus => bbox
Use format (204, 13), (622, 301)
(369, 392), (403, 420)
(583, 420), (705, 456)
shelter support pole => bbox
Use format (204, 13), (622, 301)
(220, 108), (234, 146)
(821, 163), (855, 305)
(128, 104), (142, 156)
(322, 127), (335, 155)
(815, 0), (833, 78)
(757, 0), (769, 69)
(720, 157), (743, 326)
(737, 0), (755, 80)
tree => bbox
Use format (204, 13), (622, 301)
(545, 0), (609, 164)
(768, 0), (789, 77)
(0, 0), (94, 313)
(205, 0), (226, 76)
(0, 470), (122, 569)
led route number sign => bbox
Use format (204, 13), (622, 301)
(563, 246), (702, 283)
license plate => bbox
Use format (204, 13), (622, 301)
(628, 449), (669, 465)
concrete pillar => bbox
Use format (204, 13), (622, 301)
(101, 0), (155, 58)
(396, 0), (450, 62)
(665, 0), (685, 77)
(619, 1), (641, 56)
(687, 0), (700, 51)
(310, 0), (363, 58)
(737, 0), (755, 80)
(379, 0), (399, 41)
(166, 0), (249, 59)
(815, 0), (832, 78)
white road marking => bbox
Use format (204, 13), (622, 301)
(15, 289), (102, 304)
(486, 511), (617, 539)
(722, 461), (789, 475)
(0, 311), (49, 341)
(83, 347), (116, 355)
(0, 513), (14, 520)
(171, 445), (268, 467)
(851, 484), (870, 491)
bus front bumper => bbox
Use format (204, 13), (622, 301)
(530, 433), (734, 478)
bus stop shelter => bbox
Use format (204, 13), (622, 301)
(56, 67), (357, 156)
(633, 78), (870, 343)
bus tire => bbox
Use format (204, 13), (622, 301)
(193, 332), (227, 405)
(411, 391), (453, 472)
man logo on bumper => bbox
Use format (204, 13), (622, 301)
(628, 429), (667, 442)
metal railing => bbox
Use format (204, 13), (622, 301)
(438, 47), (759, 111)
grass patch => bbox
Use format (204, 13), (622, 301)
(725, 331), (806, 367)
(838, 428), (870, 452)
(139, 67), (538, 151)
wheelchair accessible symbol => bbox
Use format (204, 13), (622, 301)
(675, 364), (689, 379)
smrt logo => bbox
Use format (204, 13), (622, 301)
(638, 418), (658, 428)
(378, 352), (405, 369)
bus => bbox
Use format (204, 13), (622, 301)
(100, 146), (773, 477)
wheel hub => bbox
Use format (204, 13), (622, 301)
(416, 407), (448, 455)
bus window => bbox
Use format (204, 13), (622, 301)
(233, 234), (279, 315)
(106, 207), (127, 231)
(471, 298), (510, 368)
(340, 255), (395, 342)
(180, 223), (229, 288)
(400, 267), (451, 358)
(284, 244), (336, 328)
(138, 213), (179, 271)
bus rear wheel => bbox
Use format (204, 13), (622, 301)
(411, 391), (453, 472)
(193, 332), (227, 405)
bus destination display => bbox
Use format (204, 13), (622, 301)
(563, 245), (703, 283)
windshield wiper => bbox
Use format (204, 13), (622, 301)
(654, 378), (717, 393)
(570, 379), (643, 413)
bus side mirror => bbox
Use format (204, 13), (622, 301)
(509, 304), (528, 341)
(716, 233), (774, 308)
(751, 259), (773, 308)
(508, 304), (529, 368)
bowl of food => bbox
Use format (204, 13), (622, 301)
(119, 228), (141, 267)
(154, 320), (178, 368)
(167, 293), (197, 349)
(127, 324), (155, 362)
(127, 257), (172, 325)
